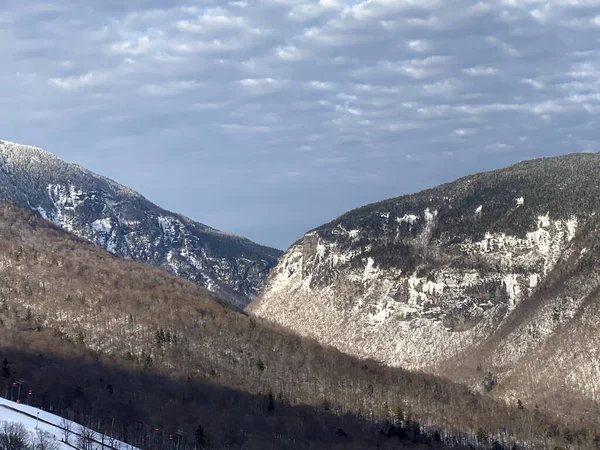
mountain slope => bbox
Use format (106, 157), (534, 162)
(0, 200), (580, 449)
(0, 140), (281, 308)
(0, 397), (136, 450)
(249, 153), (600, 410)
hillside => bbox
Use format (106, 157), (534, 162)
(249, 152), (600, 421)
(0, 140), (281, 308)
(0, 397), (136, 450)
(0, 200), (588, 448)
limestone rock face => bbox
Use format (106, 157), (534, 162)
(249, 153), (600, 404)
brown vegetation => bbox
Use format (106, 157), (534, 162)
(0, 201), (597, 449)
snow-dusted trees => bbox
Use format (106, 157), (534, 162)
(0, 423), (60, 450)
(30, 430), (59, 450)
(76, 425), (93, 450)
(59, 419), (71, 445)
(0, 422), (29, 450)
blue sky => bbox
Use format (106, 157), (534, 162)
(2, 0), (600, 249)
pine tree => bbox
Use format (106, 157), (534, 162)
(267, 391), (275, 415)
(1, 359), (10, 379)
(155, 328), (166, 346)
(517, 399), (524, 410)
(195, 425), (206, 449)
(476, 427), (488, 443)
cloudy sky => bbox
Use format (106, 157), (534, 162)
(1, 0), (600, 249)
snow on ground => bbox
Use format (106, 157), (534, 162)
(0, 397), (137, 450)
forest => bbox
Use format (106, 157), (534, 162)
(0, 201), (598, 449)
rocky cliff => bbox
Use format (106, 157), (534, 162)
(249, 153), (600, 406)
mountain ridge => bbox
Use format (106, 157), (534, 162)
(0, 139), (281, 308)
(249, 151), (600, 415)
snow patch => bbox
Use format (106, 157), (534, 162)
(0, 397), (137, 450)
(316, 242), (327, 259)
(503, 274), (521, 308)
(34, 206), (49, 220)
(362, 257), (379, 281)
(529, 273), (540, 288)
(397, 214), (419, 224)
(424, 208), (438, 221)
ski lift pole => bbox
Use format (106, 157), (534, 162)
(15, 380), (23, 403)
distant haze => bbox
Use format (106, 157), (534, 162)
(1, 0), (599, 249)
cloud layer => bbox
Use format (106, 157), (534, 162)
(2, 0), (600, 248)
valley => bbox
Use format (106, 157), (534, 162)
(0, 199), (589, 449)
(1, 143), (599, 449)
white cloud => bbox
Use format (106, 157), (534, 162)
(176, 13), (245, 33)
(308, 80), (336, 90)
(462, 66), (498, 76)
(48, 72), (104, 90)
(407, 39), (431, 52)
(274, 45), (304, 60)
(140, 80), (203, 96)
(5, 0), (600, 248)
(110, 36), (152, 55)
(171, 38), (243, 53)
(288, 0), (342, 21)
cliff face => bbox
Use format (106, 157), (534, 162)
(0, 140), (280, 308)
(249, 153), (600, 404)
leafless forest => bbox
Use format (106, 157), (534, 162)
(0, 202), (598, 449)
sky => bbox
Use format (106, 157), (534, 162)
(1, 0), (600, 249)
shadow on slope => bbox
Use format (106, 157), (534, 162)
(0, 341), (452, 450)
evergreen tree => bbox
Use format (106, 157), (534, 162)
(1, 359), (10, 379)
(517, 399), (524, 410)
(476, 427), (488, 443)
(155, 328), (166, 346)
(195, 425), (206, 449)
(267, 391), (275, 415)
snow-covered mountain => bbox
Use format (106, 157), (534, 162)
(0, 397), (136, 449)
(249, 153), (600, 405)
(0, 140), (281, 308)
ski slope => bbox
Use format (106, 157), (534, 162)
(0, 397), (137, 449)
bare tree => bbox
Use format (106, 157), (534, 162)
(0, 421), (30, 450)
(77, 425), (94, 450)
(31, 430), (60, 450)
(60, 418), (71, 444)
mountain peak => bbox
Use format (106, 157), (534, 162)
(0, 139), (281, 307)
(0, 139), (62, 163)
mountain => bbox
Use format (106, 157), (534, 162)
(0, 200), (578, 449)
(249, 153), (600, 415)
(0, 140), (281, 308)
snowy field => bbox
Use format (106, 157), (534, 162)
(0, 397), (137, 449)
